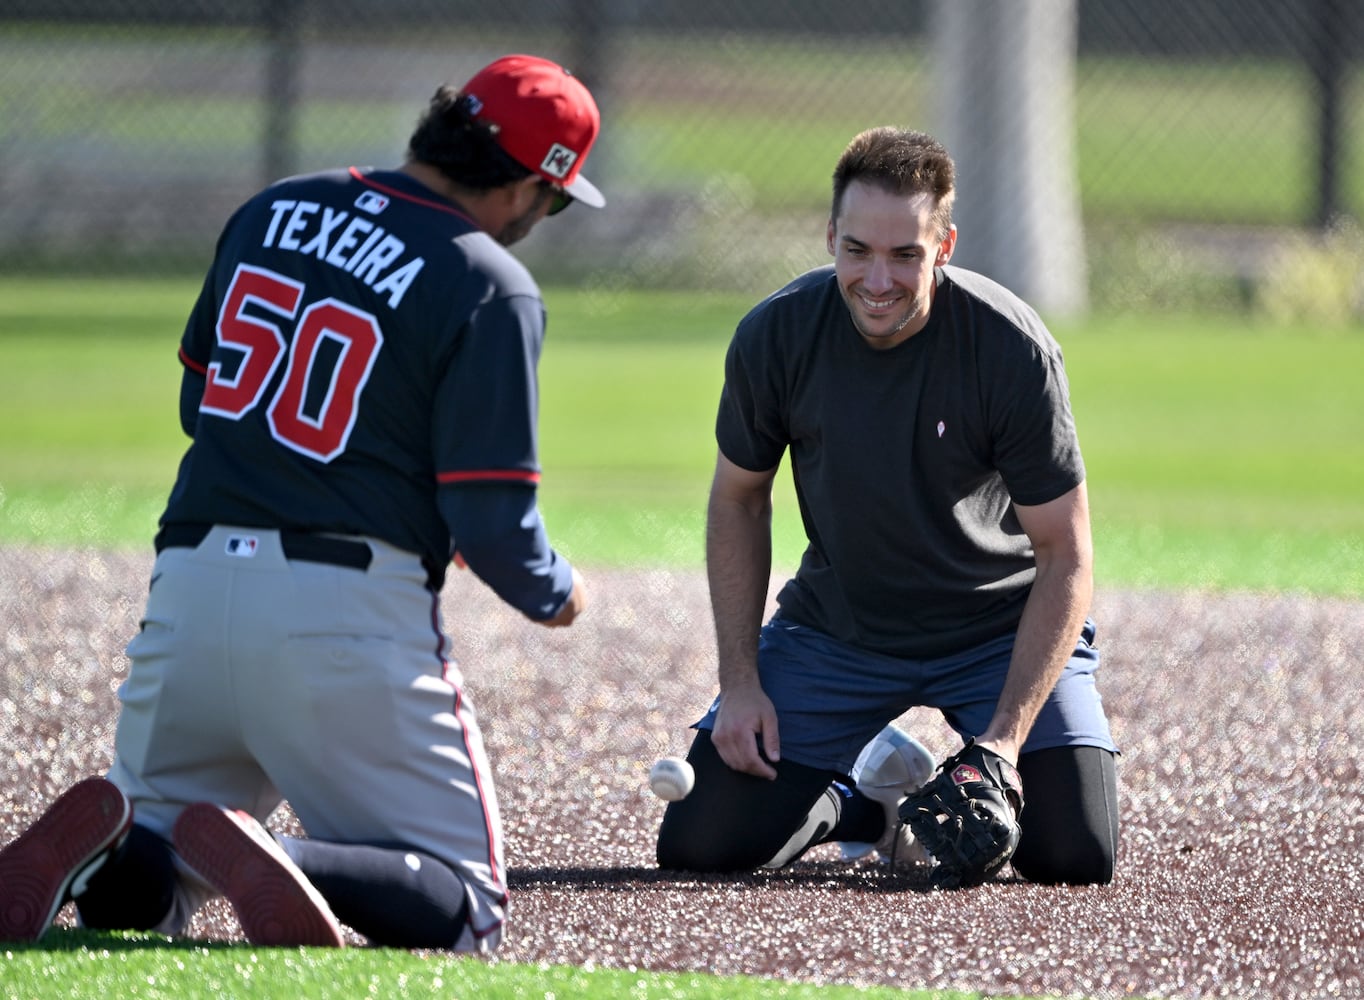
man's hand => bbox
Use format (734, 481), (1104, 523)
(540, 567), (587, 627)
(711, 681), (780, 780)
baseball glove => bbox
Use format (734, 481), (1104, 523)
(898, 740), (1024, 888)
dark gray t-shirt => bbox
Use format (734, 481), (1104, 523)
(716, 264), (1085, 658)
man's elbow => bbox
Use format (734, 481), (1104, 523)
(1033, 532), (1093, 594)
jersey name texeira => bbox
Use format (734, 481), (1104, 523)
(260, 197), (425, 310)
(161, 167), (551, 587)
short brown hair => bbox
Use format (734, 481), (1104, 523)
(831, 128), (956, 239)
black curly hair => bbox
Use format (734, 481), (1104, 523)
(406, 85), (533, 192)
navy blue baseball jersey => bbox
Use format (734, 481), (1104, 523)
(162, 167), (572, 608)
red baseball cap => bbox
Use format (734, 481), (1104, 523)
(461, 54), (605, 209)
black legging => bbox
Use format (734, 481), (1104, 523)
(1012, 744), (1119, 884)
(658, 729), (1119, 884)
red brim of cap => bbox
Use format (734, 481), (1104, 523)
(565, 173), (605, 209)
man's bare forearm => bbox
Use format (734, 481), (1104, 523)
(980, 547), (1092, 762)
(705, 488), (773, 691)
(978, 483), (1094, 761)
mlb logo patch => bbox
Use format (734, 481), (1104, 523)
(540, 143), (578, 180)
(225, 535), (259, 558)
(355, 191), (390, 215)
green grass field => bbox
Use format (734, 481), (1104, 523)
(3, 930), (1008, 1000)
(2, 277), (1362, 596)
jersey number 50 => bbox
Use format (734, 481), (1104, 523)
(201, 263), (384, 463)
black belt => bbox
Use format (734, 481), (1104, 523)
(154, 523), (372, 572)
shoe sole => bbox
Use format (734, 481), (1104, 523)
(172, 804), (344, 948)
(0, 777), (132, 941)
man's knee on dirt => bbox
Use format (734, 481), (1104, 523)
(283, 838), (474, 949)
(1011, 745), (1120, 886)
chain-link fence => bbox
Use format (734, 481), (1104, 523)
(1, 0), (1360, 317)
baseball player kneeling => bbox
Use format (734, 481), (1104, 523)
(655, 127), (1119, 889)
(0, 54), (603, 951)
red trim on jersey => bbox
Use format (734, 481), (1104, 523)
(349, 166), (479, 226)
(179, 345), (208, 374)
(436, 469), (542, 485)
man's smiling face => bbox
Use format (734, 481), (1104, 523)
(827, 180), (956, 350)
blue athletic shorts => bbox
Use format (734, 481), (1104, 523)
(695, 617), (1118, 773)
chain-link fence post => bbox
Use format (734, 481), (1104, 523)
(263, 0), (303, 187)
(933, 0), (1087, 318)
(1311, 0), (1352, 228)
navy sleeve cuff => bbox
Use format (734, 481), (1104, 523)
(438, 483), (574, 620)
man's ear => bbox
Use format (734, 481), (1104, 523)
(826, 218), (837, 257)
(508, 174), (544, 211)
(936, 225), (958, 266)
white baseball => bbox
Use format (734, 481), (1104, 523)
(649, 756), (695, 801)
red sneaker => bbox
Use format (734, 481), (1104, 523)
(0, 777), (133, 941)
(172, 804), (344, 947)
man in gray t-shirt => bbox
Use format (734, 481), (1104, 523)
(657, 128), (1119, 887)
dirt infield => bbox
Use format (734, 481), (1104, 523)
(2, 547), (1361, 999)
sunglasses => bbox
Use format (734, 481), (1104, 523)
(542, 181), (573, 216)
